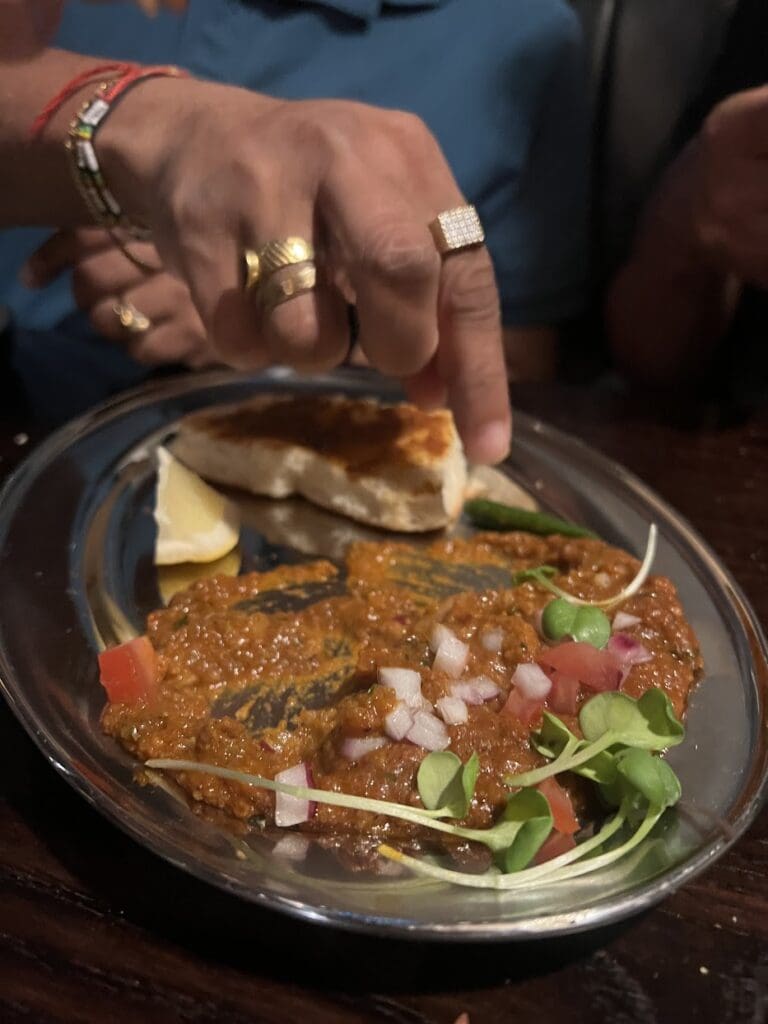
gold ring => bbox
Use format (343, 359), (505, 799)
(242, 239), (313, 292)
(113, 300), (151, 334)
(259, 263), (317, 313)
(243, 248), (261, 291)
(429, 204), (485, 256)
(257, 237), (315, 278)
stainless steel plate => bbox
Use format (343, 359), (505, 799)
(0, 367), (765, 940)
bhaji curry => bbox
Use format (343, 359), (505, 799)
(100, 531), (702, 857)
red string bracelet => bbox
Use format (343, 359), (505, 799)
(67, 64), (189, 267)
(29, 63), (136, 139)
(101, 63), (187, 106)
(68, 63), (188, 235)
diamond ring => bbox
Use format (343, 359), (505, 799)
(429, 204), (485, 256)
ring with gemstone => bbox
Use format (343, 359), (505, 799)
(113, 300), (151, 334)
(429, 204), (485, 256)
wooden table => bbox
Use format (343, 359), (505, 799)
(0, 373), (766, 1024)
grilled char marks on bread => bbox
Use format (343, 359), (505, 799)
(172, 393), (468, 532)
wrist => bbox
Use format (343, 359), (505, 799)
(97, 75), (278, 228)
(96, 73), (202, 224)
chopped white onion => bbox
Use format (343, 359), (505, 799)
(340, 735), (389, 761)
(512, 662), (553, 700)
(406, 709), (450, 751)
(449, 683), (478, 705)
(475, 675), (501, 699)
(595, 572), (612, 589)
(429, 622), (454, 653)
(378, 666), (423, 707)
(481, 628), (503, 653)
(436, 695), (469, 725)
(433, 632), (469, 678)
(384, 702), (414, 741)
(273, 834), (311, 861)
(450, 675), (500, 705)
(274, 762), (315, 827)
(612, 611), (642, 631)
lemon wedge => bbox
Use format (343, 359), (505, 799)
(154, 447), (240, 565)
(157, 548), (242, 604)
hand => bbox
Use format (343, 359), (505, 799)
(603, 92), (768, 385)
(23, 227), (217, 369)
(660, 85), (768, 289)
(98, 81), (511, 463)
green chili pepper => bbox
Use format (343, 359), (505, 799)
(464, 499), (598, 539)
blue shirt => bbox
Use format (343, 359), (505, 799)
(0, 0), (588, 333)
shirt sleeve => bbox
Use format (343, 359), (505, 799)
(483, 8), (590, 326)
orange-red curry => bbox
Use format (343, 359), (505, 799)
(102, 532), (702, 848)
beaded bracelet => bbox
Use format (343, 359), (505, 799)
(67, 65), (188, 242)
(29, 63), (135, 140)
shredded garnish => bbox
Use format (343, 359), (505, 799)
(524, 524), (658, 610)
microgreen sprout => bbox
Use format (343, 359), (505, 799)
(146, 751), (558, 862)
(505, 689), (684, 789)
(147, 688), (684, 893)
(377, 731), (682, 891)
(417, 751), (479, 818)
(511, 525), (658, 611)
(511, 565), (558, 587)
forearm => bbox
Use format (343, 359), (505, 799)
(0, 48), (117, 227)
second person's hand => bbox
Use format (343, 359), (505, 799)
(22, 227), (216, 368)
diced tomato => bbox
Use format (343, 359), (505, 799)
(98, 636), (157, 704)
(500, 687), (545, 727)
(538, 777), (580, 835)
(534, 830), (577, 865)
(538, 641), (622, 692)
(546, 670), (581, 715)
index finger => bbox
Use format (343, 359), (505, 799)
(22, 227), (117, 287)
(394, 121), (511, 462)
(433, 245), (511, 464)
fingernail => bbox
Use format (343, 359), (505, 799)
(471, 419), (511, 465)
